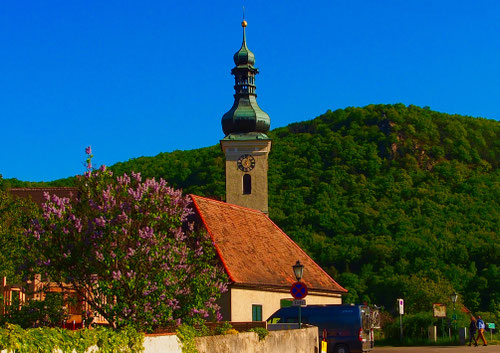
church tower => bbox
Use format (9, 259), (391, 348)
(221, 19), (271, 214)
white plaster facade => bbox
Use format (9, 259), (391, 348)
(227, 287), (342, 322)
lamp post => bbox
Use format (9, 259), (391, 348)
(293, 260), (304, 282)
(293, 260), (304, 328)
(451, 291), (458, 341)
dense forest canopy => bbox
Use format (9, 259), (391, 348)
(3, 104), (499, 315)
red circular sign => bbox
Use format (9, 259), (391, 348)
(290, 281), (308, 299)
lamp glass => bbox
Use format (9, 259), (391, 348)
(451, 291), (458, 303)
(293, 260), (304, 282)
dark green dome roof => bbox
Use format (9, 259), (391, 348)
(233, 44), (255, 66)
(222, 96), (270, 136)
(233, 29), (255, 66)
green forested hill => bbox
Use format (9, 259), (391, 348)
(266, 104), (499, 314)
(5, 104), (499, 314)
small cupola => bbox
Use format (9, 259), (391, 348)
(233, 20), (255, 67)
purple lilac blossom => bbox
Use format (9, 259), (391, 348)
(27, 167), (228, 330)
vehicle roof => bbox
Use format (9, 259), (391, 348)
(269, 304), (367, 317)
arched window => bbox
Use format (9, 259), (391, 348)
(243, 174), (251, 195)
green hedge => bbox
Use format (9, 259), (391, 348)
(0, 324), (144, 353)
(383, 310), (471, 341)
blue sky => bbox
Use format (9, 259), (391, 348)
(1, 1), (499, 182)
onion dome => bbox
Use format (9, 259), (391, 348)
(222, 20), (270, 138)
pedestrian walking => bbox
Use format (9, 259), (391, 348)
(468, 316), (478, 346)
(476, 315), (488, 346)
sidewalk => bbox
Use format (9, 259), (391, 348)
(373, 345), (497, 353)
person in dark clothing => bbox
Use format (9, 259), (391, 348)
(469, 316), (478, 346)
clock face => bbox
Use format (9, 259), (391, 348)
(237, 154), (256, 172)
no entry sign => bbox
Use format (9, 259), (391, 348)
(290, 282), (308, 299)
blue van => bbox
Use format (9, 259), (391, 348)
(267, 304), (374, 353)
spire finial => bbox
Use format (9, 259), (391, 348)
(242, 6), (247, 27)
(241, 6), (248, 47)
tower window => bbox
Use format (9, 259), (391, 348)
(243, 174), (251, 195)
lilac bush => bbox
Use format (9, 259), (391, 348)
(28, 148), (228, 331)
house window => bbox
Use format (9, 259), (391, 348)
(252, 304), (262, 321)
(243, 174), (251, 194)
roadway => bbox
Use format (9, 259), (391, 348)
(373, 345), (497, 353)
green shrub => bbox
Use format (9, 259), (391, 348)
(249, 327), (269, 341)
(0, 324), (144, 353)
(384, 312), (437, 340)
(0, 293), (67, 328)
(381, 309), (497, 345)
(474, 311), (499, 324)
(212, 321), (232, 335)
(176, 324), (205, 353)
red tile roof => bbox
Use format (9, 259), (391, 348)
(190, 195), (346, 294)
(9, 187), (78, 206)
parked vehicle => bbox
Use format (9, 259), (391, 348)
(267, 304), (374, 353)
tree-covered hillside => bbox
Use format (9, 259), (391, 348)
(267, 104), (499, 314)
(5, 104), (499, 315)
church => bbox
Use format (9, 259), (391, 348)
(197, 19), (346, 321)
(7, 19), (346, 324)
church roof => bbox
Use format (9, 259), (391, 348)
(9, 187), (78, 206)
(190, 194), (347, 294)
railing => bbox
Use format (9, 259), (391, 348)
(150, 321), (268, 335)
(1, 276), (108, 327)
(1, 277), (26, 314)
(268, 323), (300, 331)
(205, 321), (267, 332)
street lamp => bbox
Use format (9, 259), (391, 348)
(451, 291), (458, 341)
(292, 260), (305, 329)
(293, 260), (304, 282)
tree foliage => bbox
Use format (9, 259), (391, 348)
(25, 165), (228, 331)
(0, 183), (39, 283)
(266, 104), (499, 314)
